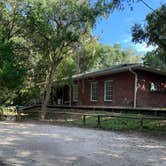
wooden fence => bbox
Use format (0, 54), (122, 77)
(16, 110), (166, 128)
(17, 104), (166, 116)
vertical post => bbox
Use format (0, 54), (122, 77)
(17, 111), (21, 121)
(83, 115), (86, 126)
(140, 118), (143, 128)
(97, 115), (101, 127)
(69, 86), (72, 106)
(154, 111), (158, 116)
(38, 110), (40, 120)
(129, 68), (138, 109)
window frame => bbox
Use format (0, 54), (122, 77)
(73, 84), (79, 102)
(150, 82), (160, 92)
(90, 81), (98, 102)
(104, 80), (112, 102)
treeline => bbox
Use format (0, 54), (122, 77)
(0, 1), (165, 119)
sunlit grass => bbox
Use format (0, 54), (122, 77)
(16, 108), (166, 135)
(65, 114), (166, 135)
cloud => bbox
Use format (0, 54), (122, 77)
(134, 42), (157, 53)
(121, 34), (157, 53)
(122, 35), (132, 43)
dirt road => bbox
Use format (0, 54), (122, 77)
(0, 121), (165, 166)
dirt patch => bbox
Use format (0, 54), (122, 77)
(0, 121), (166, 166)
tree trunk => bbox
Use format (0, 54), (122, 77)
(40, 63), (57, 120)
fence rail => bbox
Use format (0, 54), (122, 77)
(16, 110), (166, 128)
(19, 104), (166, 116)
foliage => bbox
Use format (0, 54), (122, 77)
(0, 42), (26, 90)
(65, 113), (166, 135)
(0, 0), (29, 105)
(0, 0), (143, 108)
(143, 49), (166, 70)
(94, 44), (141, 69)
(23, 0), (117, 117)
(12, 86), (42, 105)
(54, 42), (141, 86)
(132, 4), (166, 48)
(132, 4), (166, 69)
(17, 108), (166, 135)
(73, 35), (102, 73)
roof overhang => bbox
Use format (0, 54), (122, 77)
(132, 65), (166, 76)
(72, 64), (166, 80)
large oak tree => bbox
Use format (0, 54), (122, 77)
(23, 0), (116, 119)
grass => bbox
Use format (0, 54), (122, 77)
(0, 106), (16, 115)
(65, 114), (166, 135)
(14, 108), (166, 135)
(0, 106), (17, 120)
(0, 106), (7, 120)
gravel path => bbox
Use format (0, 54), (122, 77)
(0, 121), (165, 166)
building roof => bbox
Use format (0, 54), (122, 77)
(36, 63), (166, 86)
(73, 64), (166, 79)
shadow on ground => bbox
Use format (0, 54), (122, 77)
(0, 121), (166, 166)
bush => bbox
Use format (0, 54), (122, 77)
(0, 107), (4, 120)
(13, 86), (42, 105)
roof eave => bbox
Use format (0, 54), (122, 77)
(133, 66), (166, 76)
(73, 65), (166, 80)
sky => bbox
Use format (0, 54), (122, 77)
(93, 0), (165, 54)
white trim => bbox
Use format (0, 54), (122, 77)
(90, 82), (98, 102)
(104, 80), (112, 102)
(129, 68), (138, 109)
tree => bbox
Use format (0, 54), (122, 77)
(24, 0), (114, 119)
(0, 42), (27, 104)
(73, 34), (102, 73)
(0, 0), (29, 105)
(54, 41), (141, 85)
(143, 49), (166, 70)
(92, 44), (141, 69)
(132, 4), (166, 48)
(0, 0), (141, 109)
(132, 4), (166, 69)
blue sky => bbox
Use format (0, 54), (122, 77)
(93, 0), (165, 54)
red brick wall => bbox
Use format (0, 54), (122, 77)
(136, 70), (166, 108)
(77, 71), (135, 107)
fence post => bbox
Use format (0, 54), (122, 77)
(16, 111), (21, 121)
(97, 115), (101, 127)
(154, 111), (158, 116)
(140, 118), (143, 128)
(83, 115), (86, 126)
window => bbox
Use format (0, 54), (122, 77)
(150, 82), (160, 92)
(104, 80), (112, 101)
(73, 84), (78, 102)
(91, 82), (98, 101)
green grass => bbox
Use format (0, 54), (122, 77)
(0, 106), (16, 115)
(0, 106), (17, 120)
(65, 114), (166, 135)
(0, 106), (6, 120)
(16, 108), (166, 135)
(0, 106), (8, 112)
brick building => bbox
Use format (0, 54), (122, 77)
(52, 64), (166, 108)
